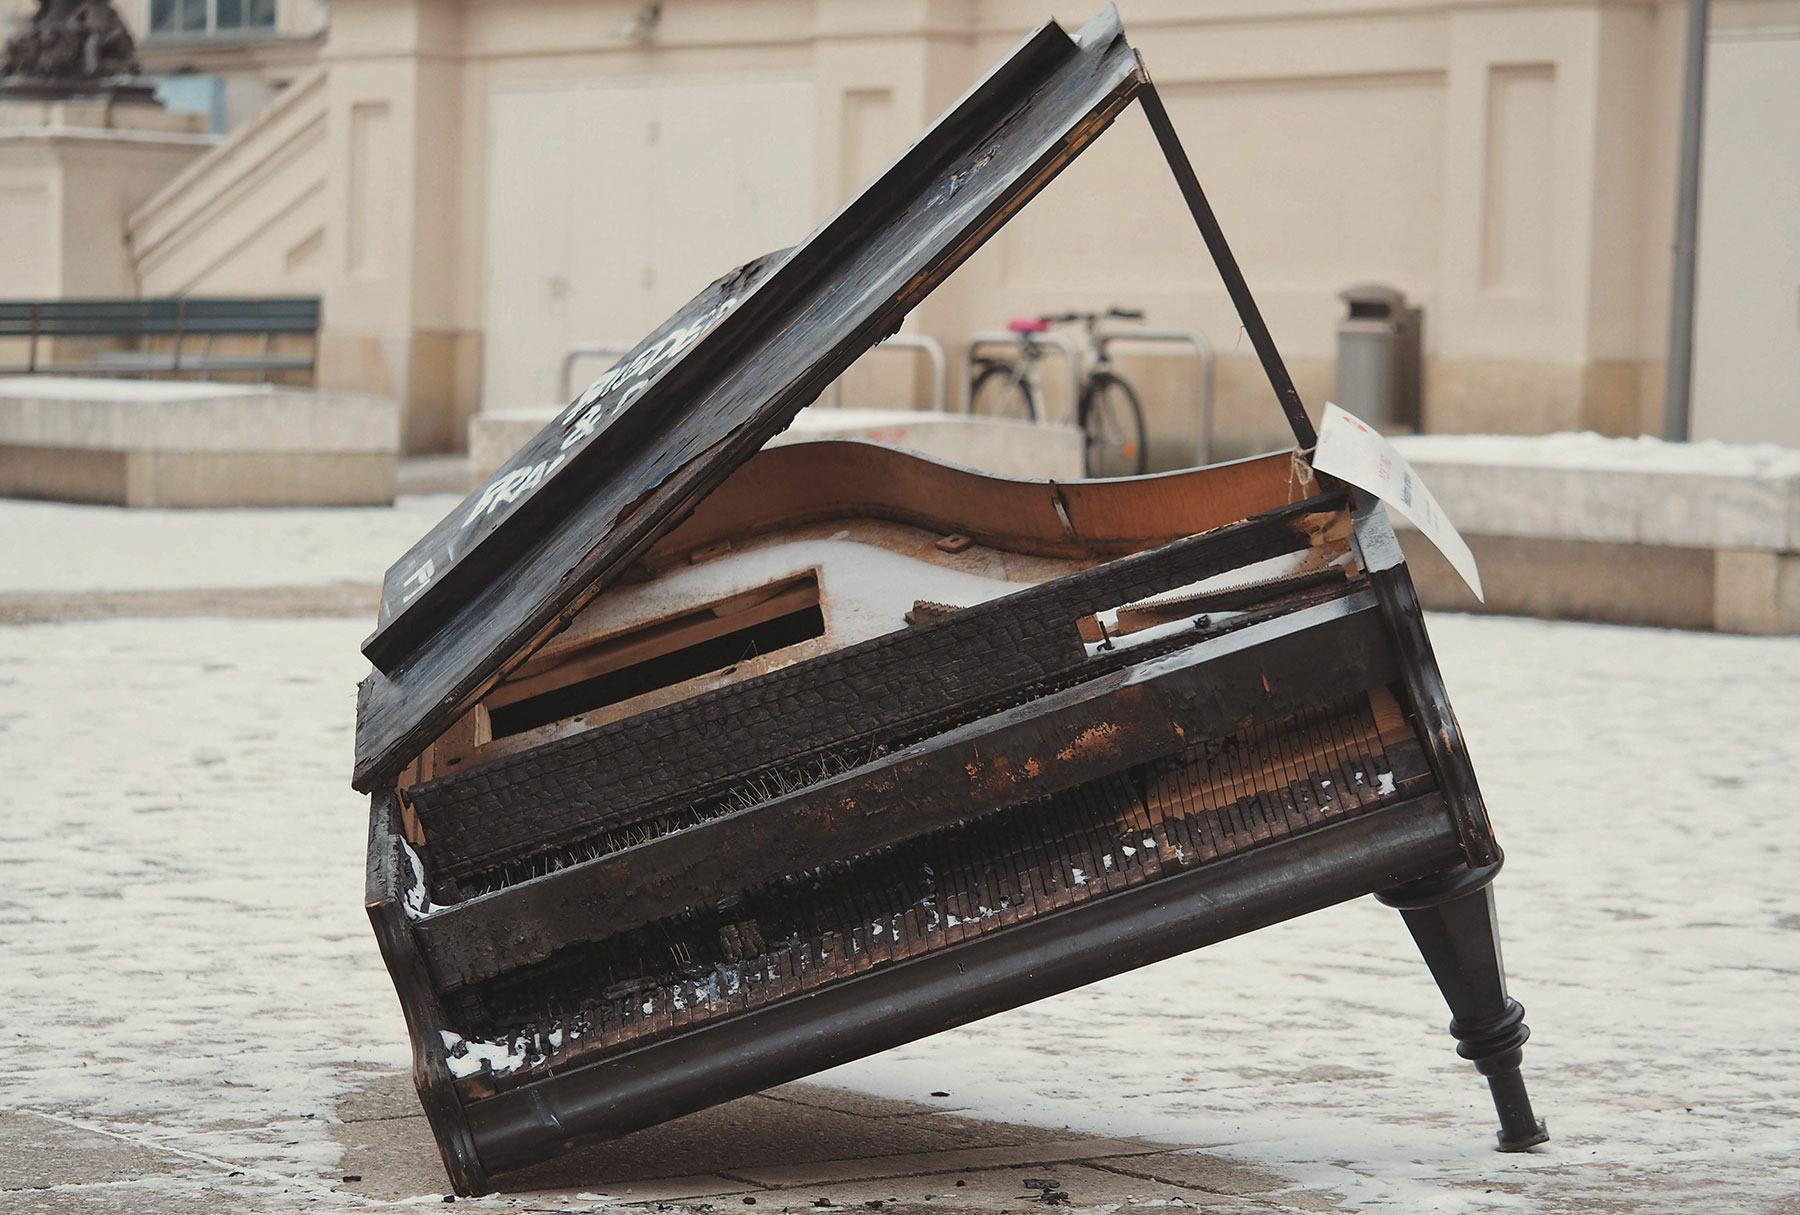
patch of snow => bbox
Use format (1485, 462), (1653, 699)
(400, 840), (448, 919)
(821, 612), (1800, 1214)
(438, 1030), (531, 1080)
(0, 495), (461, 593)
(0, 617), (412, 1190)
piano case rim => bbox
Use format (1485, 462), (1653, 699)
(365, 497), (1499, 1195)
(358, 1), (1540, 1193)
(369, 789), (1467, 1189)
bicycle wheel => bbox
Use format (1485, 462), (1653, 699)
(1080, 370), (1147, 477)
(969, 362), (1037, 422)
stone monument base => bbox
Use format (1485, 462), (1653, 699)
(0, 96), (211, 298)
(0, 79), (156, 103)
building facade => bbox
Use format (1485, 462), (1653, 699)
(7, 0), (1797, 459)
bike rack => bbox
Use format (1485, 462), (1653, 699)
(964, 330), (1086, 423)
(568, 335), (949, 415)
(823, 333), (949, 413)
(559, 342), (634, 402)
(1095, 327), (1216, 466)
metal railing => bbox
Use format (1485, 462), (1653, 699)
(563, 334), (950, 415)
(559, 342), (634, 402)
(823, 333), (949, 413)
(1094, 327), (1216, 467)
(561, 326), (1212, 466)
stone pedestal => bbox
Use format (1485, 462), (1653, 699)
(0, 97), (212, 298)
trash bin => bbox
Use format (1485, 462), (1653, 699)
(1334, 284), (1422, 431)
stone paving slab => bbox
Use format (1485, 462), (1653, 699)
(0, 1110), (344, 1215)
(496, 1098), (973, 1189)
(0, 583), (380, 624)
(882, 1116), (1064, 1150)
(1086, 1154), (1312, 1206)
(0, 1111), (183, 1191)
(4, 543), (1800, 1213)
(323, 1070), (1327, 1212)
(724, 1139), (1172, 1190)
(750, 1162), (1217, 1210)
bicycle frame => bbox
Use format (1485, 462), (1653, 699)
(964, 329), (1085, 420)
(1092, 327), (1216, 466)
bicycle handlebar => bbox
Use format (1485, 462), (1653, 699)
(1038, 307), (1146, 325)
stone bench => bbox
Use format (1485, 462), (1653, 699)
(0, 377), (399, 507)
(1389, 432), (1800, 634)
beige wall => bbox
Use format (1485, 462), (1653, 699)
(129, 68), (329, 297)
(442, 0), (1798, 457)
(0, 104), (212, 300)
(12, 0), (1796, 458)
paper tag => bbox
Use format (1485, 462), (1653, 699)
(1312, 403), (1483, 601)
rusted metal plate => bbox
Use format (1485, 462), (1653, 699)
(354, 7), (1144, 791)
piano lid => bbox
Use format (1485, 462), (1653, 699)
(353, 6), (1145, 792)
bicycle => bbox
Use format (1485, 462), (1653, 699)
(967, 307), (1149, 477)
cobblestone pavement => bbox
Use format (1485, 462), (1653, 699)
(2, 540), (1798, 1211)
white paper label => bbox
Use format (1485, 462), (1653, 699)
(1312, 403), (1483, 601)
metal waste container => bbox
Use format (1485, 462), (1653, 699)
(1334, 284), (1421, 430)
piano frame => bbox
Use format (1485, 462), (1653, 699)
(360, 7), (1547, 1195)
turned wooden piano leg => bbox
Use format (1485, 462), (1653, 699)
(1378, 861), (1549, 1151)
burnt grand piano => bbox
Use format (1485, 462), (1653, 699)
(358, 8), (1547, 1196)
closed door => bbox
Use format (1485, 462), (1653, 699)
(483, 75), (814, 413)
(1692, 30), (1800, 446)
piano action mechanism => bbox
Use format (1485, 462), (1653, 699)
(356, 7), (1547, 1194)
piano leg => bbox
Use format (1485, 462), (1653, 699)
(1378, 861), (1549, 1151)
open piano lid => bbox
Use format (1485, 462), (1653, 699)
(353, 0), (1323, 791)
(353, 7), (1154, 791)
